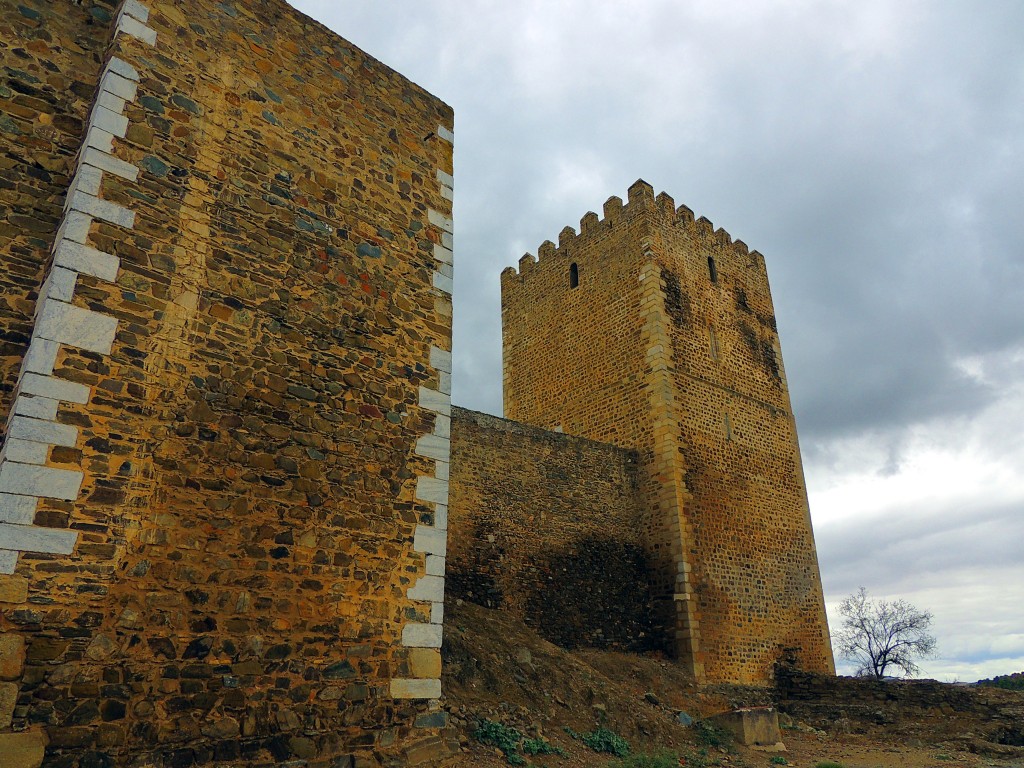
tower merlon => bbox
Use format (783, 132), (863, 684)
(558, 226), (577, 248)
(603, 195), (624, 220)
(627, 178), (656, 207)
(538, 239), (557, 260)
(655, 191), (676, 218)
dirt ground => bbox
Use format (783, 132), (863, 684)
(439, 601), (1024, 768)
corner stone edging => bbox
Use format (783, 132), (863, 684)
(391, 128), (454, 701)
(0, 1), (157, 574)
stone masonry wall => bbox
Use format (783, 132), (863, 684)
(0, 2), (455, 766)
(776, 667), (1024, 747)
(447, 408), (665, 653)
(500, 180), (833, 684)
(648, 195), (834, 683)
(500, 184), (687, 668)
(0, 2), (119, 441)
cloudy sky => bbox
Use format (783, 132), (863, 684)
(290, 0), (1024, 681)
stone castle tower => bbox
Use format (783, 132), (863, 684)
(500, 179), (835, 682)
(0, 1), (834, 763)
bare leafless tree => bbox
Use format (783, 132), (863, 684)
(833, 587), (937, 679)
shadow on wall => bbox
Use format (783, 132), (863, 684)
(448, 533), (668, 654)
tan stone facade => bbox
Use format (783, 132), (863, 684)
(447, 407), (665, 653)
(1, 1), (454, 765)
(500, 180), (835, 683)
(1, 1), (833, 763)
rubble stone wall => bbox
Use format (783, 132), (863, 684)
(500, 181), (834, 683)
(447, 408), (665, 652)
(0, 1), (455, 765)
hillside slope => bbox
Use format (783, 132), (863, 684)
(438, 601), (1024, 768)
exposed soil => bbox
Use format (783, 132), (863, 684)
(439, 601), (1024, 768)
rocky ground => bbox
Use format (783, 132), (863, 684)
(437, 601), (1024, 768)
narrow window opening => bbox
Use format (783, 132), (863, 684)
(724, 412), (732, 441)
(709, 326), (719, 360)
(707, 256), (718, 283)
(569, 262), (579, 288)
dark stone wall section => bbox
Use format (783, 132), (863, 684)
(448, 407), (667, 654)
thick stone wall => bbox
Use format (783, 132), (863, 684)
(649, 188), (834, 682)
(447, 408), (665, 652)
(0, 1), (119, 439)
(500, 186), (688, 669)
(500, 180), (834, 683)
(777, 667), (1024, 747)
(0, 1), (454, 766)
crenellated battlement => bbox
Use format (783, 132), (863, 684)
(501, 179), (763, 282)
(500, 178), (835, 686)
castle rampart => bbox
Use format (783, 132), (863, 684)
(0, 1), (455, 764)
(1, 4), (834, 763)
(447, 407), (665, 652)
(501, 179), (834, 683)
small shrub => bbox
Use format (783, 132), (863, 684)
(521, 737), (565, 757)
(473, 719), (526, 765)
(814, 762), (846, 768)
(769, 757), (788, 765)
(693, 720), (732, 749)
(565, 726), (631, 757)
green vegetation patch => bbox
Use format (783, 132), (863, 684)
(693, 720), (733, 749)
(474, 719), (564, 765)
(977, 671), (1024, 690)
(565, 725), (631, 757)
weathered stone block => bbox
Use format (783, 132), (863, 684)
(53, 237), (121, 281)
(0, 730), (46, 768)
(0, 576), (28, 604)
(19, 373), (90, 405)
(78, 147), (138, 183)
(0, 680), (17, 728)
(98, 69), (138, 102)
(706, 708), (784, 749)
(35, 298), (118, 356)
(413, 525), (447, 558)
(390, 678), (440, 700)
(22, 337), (59, 376)
(67, 191), (135, 229)
(0, 634), (26, 680)
(419, 386), (451, 416)
(116, 12), (157, 45)
(0, 495), (37, 528)
(401, 623), (442, 649)
(415, 477), (449, 507)
(407, 575), (444, 602)
(414, 434), (450, 463)
(1, 439), (49, 465)
(55, 210), (93, 245)
(407, 649), (441, 679)
(8, 415), (78, 448)
(13, 396), (59, 422)
(0, 463), (84, 501)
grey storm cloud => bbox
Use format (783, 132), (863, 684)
(291, 0), (1024, 679)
